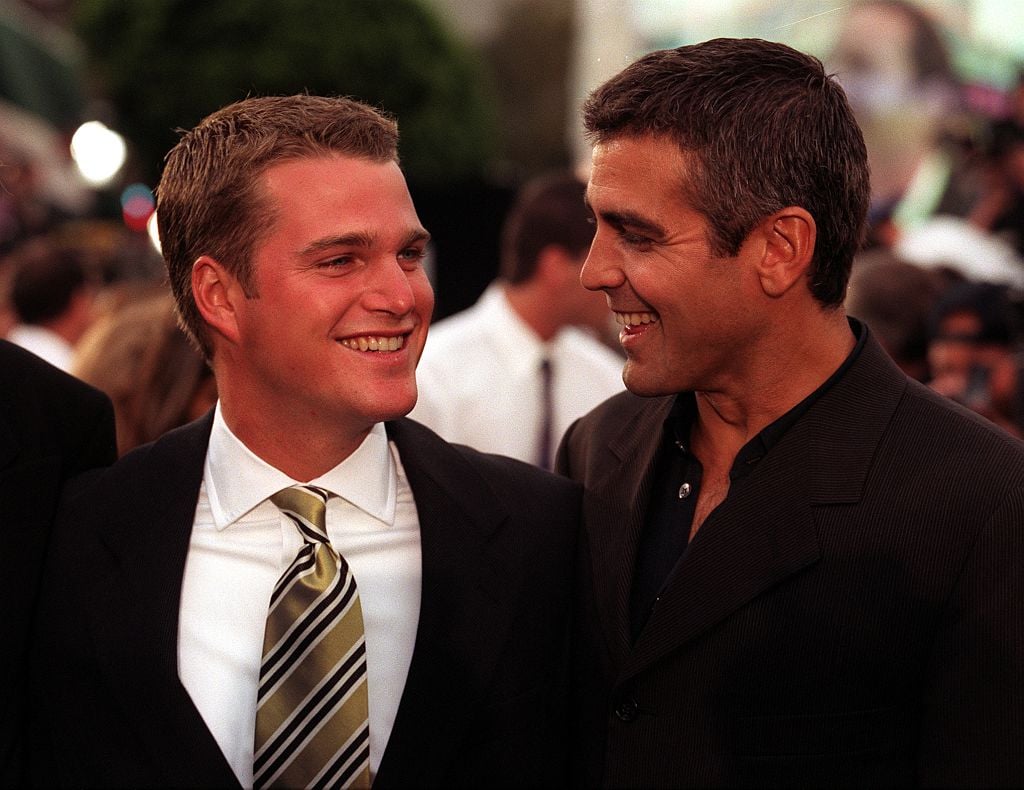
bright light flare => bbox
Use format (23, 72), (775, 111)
(147, 211), (162, 255)
(70, 120), (127, 187)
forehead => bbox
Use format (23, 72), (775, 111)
(587, 135), (695, 214)
(257, 154), (420, 237)
(260, 154), (406, 202)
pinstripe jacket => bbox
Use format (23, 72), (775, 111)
(29, 415), (578, 788)
(559, 329), (1024, 788)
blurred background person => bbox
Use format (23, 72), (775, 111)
(4, 236), (96, 371)
(73, 290), (216, 456)
(926, 278), (1024, 436)
(411, 170), (624, 468)
(828, 0), (981, 247)
(972, 82), (1024, 256)
(846, 248), (953, 381)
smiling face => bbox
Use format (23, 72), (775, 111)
(582, 135), (768, 397)
(215, 154), (433, 453)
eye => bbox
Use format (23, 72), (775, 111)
(620, 230), (654, 250)
(321, 254), (354, 268)
(397, 247), (427, 268)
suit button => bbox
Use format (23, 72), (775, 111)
(614, 696), (638, 722)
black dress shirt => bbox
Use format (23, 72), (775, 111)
(629, 320), (867, 641)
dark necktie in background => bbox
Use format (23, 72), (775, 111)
(255, 485), (371, 789)
(537, 357), (554, 470)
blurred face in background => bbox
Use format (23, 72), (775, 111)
(829, 2), (955, 204)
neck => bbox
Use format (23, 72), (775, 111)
(40, 315), (81, 345)
(503, 282), (561, 342)
(217, 392), (371, 482)
(692, 308), (855, 463)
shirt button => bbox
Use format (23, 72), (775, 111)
(678, 482), (692, 499)
(614, 696), (639, 722)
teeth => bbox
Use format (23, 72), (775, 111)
(340, 335), (404, 352)
(614, 311), (658, 327)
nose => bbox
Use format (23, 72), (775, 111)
(366, 258), (417, 316)
(580, 230), (624, 292)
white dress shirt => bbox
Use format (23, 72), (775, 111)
(178, 404), (422, 787)
(410, 283), (625, 466)
(6, 324), (75, 372)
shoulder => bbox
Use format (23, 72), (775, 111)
(557, 391), (667, 478)
(557, 327), (624, 371)
(568, 389), (661, 437)
(390, 417), (579, 503)
(419, 302), (492, 357)
(0, 340), (115, 473)
(60, 415), (211, 520)
(0, 339), (108, 416)
(896, 377), (1024, 472)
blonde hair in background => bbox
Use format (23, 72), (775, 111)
(74, 288), (216, 455)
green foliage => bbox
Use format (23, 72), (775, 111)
(73, 0), (497, 185)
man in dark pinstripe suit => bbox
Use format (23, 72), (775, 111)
(560, 38), (1024, 788)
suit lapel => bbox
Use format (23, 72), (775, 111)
(611, 333), (909, 679)
(88, 413), (239, 786)
(374, 419), (512, 787)
(584, 398), (672, 668)
(623, 426), (823, 676)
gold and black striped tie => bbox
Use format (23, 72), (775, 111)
(254, 485), (371, 789)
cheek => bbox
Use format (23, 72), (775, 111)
(412, 272), (435, 319)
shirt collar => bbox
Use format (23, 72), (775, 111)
(205, 402), (397, 530)
(478, 283), (549, 372)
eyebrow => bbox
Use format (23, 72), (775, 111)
(596, 208), (668, 240)
(299, 228), (431, 256)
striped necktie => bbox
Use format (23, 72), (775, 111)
(254, 485), (371, 789)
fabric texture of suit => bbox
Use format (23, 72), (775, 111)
(0, 340), (116, 786)
(558, 329), (1024, 788)
(29, 413), (578, 788)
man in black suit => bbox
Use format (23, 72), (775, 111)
(0, 340), (116, 785)
(559, 38), (1024, 787)
(30, 95), (578, 788)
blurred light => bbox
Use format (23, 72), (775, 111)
(120, 183), (155, 232)
(147, 211), (162, 255)
(70, 120), (127, 187)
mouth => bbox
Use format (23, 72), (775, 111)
(613, 310), (659, 329)
(337, 333), (407, 352)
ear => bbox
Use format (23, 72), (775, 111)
(192, 255), (244, 348)
(754, 207), (816, 299)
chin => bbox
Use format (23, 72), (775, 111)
(623, 365), (676, 398)
(375, 392), (418, 422)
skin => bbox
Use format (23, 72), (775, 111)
(582, 134), (855, 536)
(504, 246), (612, 342)
(192, 154), (433, 481)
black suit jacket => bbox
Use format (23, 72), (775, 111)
(29, 414), (578, 788)
(559, 331), (1024, 788)
(0, 340), (116, 786)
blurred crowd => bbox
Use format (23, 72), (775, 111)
(3, 0), (1024, 451)
(0, 228), (216, 455)
(834, 0), (1024, 438)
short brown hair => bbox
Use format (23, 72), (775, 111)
(157, 94), (400, 357)
(500, 171), (593, 284)
(583, 38), (870, 307)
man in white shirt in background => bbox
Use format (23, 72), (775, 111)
(30, 94), (579, 789)
(5, 238), (95, 372)
(411, 172), (624, 468)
